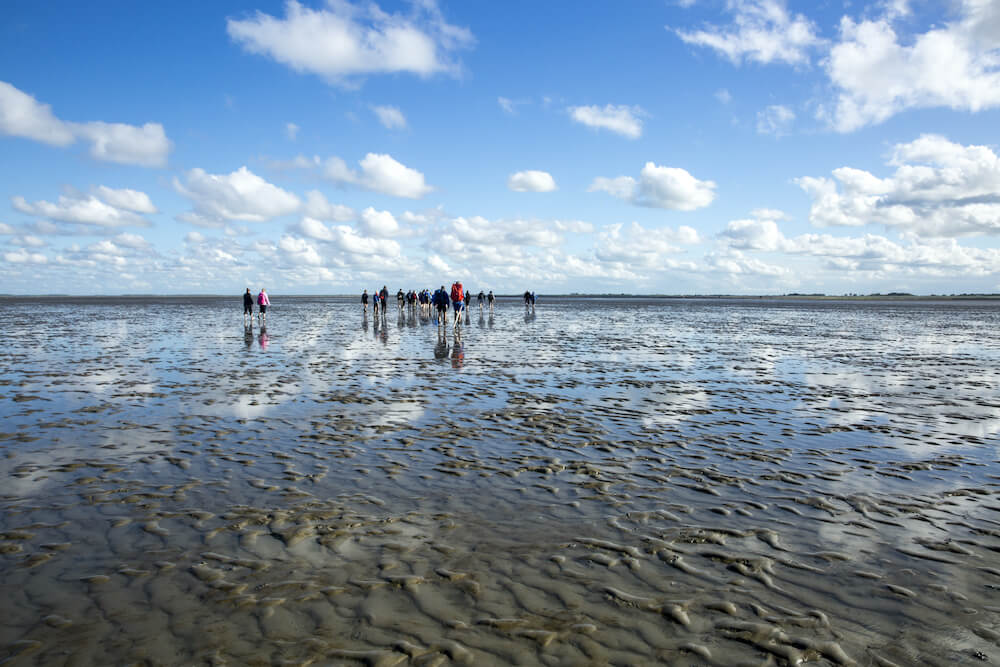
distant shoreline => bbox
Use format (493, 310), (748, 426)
(2, 293), (999, 301)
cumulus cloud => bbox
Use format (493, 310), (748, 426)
(674, 0), (823, 66)
(3, 249), (48, 264)
(73, 121), (171, 167)
(497, 96), (516, 114)
(824, 3), (1000, 132)
(589, 162), (717, 210)
(278, 235), (324, 266)
(175, 166), (301, 225)
(286, 122), (299, 140)
(756, 104), (795, 135)
(568, 104), (644, 139)
(372, 105), (407, 129)
(303, 190), (354, 222)
(328, 224), (401, 257)
(0, 80), (172, 166)
(0, 81), (75, 146)
(93, 186), (157, 214)
(553, 219), (595, 234)
(359, 207), (400, 237)
(324, 152), (432, 198)
(595, 221), (701, 268)
(226, 0), (474, 84)
(717, 209), (1000, 277)
(507, 170), (557, 192)
(12, 186), (156, 228)
(796, 134), (1000, 237)
(0, 223), (15, 235)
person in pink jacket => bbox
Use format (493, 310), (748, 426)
(257, 288), (270, 325)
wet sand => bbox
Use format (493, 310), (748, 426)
(1, 296), (999, 665)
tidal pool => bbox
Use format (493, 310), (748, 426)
(1, 296), (999, 665)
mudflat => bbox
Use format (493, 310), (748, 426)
(1, 296), (999, 665)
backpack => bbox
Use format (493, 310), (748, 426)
(451, 282), (463, 302)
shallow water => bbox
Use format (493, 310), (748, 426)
(1, 296), (999, 665)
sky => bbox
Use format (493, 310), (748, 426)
(2, 0), (1000, 296)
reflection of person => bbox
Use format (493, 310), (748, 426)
(243, 288), (254, 326)
(258, 327), (269, 351)
(531, 292), (536, 310)
(434, 329), (449, 360)
(450, 335), (464, 369)
(257, 288), (270, 325)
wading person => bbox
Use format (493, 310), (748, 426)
(477, 290), (485, 313)
(451, 281), (465, 331)
(433, 285), (449, 325)
(487, 290), (495, 313)
(243, 287), (254, 326)
(257, 288), (270, 325)
(361, 289), (369, 315)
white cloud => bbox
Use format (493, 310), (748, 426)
(93, 186), (157, 214)
(705, 247), (790, 277)
(303, 190), (355, 221)
(175, 166), (301, 224)
(553, 219), (595, 234)
(359, 207), (400, 237)
(750, 207), (788, 220)
(588, 176), (637, 200)
(796, 135), (1000, 237)
(329, 224), (401, 257)
(286, 122), (299, 140)
(372, 105), (407, 129)
(497, 96), (515, 114)
(0, 80), (75, 145)
(568, 104), (644, 139)
(715, 88), (733, 104)
(674, 0), (823, 65)
(112, 232), (150, 249)
(717, 210), (1000, 277)
(10, 235), (45, 247)
(589, 162), (717, 210)
(0, 80), (172, 166)
(756, 104), (795, 135)
(427, 254), (451, 273)
(0, 223), (16, 235)
(298, 216), (336, 241)
(278, 235), (324, 266)
(73, 121), (171, 167)
(12, 191), (151, 228)
(324, 153), (432, 198)
(595, 221), (701, 268)
(3, 249), (48, 264)
(824, 4), (1000, 132)
(226, 0), (474, 84)
(507, 170), (557, 192)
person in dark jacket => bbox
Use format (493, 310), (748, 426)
(243, 288), (254, 326)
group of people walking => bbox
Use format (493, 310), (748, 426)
(243, 288), (270, 326)
(240, 286), (536, 331)
(362, 283), (497, 328)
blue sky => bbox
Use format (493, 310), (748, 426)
(2, 0), (1000, 295)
